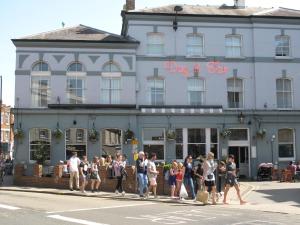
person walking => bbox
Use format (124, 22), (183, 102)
(175, 162), (184, 197)
(79, 155), (90, 193)
(169, 161), (178, 199)
(90, 156), (101, 193)
(68, 152), (80, 191)
(223, 154), (246, 205)
(183, 155), (196, 200)
(136, 151), (148, 198)
(194, 159), (204, 192)
(113, 153), (126, 196)
(147, 153), (159, 198)
(203, 152), (217, 204)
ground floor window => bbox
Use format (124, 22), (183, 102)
(65, 128), (87, 159)
(29, 128), (51, 162)
(143, 128), (165, 160)
(102, 128), (122, 157)
(188, 128), (206, 158)
(210, 128), (219, 158)
(175, 129), (183, 160)
(278, 128), (295, 159)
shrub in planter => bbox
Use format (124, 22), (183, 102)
(52, 128), (63, 140)
(124, 129), (134, 142)
(89, 129), (99, 143)
(220, 129), (231, 138)
(166, 130), (176, 141)
(256, 128), (267, 138)
(14, 128), (25, 139)
(34, 143), (49, 165)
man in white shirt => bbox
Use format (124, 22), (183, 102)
(68, 152), (80, 191)
(146, 153), (159, 198)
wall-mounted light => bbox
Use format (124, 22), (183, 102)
(173, 5), (183, 31)
(238, 112), (245, 124)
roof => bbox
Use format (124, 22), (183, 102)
(13, 24), (139, 43)
(127, 4), (300, 18)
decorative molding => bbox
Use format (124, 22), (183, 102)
(18, 55), (29, 68)
(88, 55), (100, 64)
(123, 56), (133, 70)
(53, 55), (65, 63)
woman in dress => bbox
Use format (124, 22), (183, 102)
(175, 162), (184, 197)
(169, 161), (178, 199)
(203, 152), (217, 204)
(90, 156), (101, 193)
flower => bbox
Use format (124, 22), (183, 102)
(166, 130), (176, 140)
(52, 128), (63, 139)
(14, 128), (24, 139)
(89, 129), (99, 142)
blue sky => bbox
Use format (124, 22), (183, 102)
(1, 0), (299, 106)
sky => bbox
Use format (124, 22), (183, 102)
(1, 0), (300, 107)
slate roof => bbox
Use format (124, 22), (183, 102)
(13, 24), (138, 43)
(128, 4), (300, 18)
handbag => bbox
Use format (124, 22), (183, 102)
(179, 183), (188, 199)
(196, 184), (209, 204)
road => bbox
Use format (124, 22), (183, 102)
(0, 190), (299, 225)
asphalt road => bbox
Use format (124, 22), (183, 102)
(0, 190), (299, 225)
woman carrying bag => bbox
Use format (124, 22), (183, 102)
(203, 152), (217, 205)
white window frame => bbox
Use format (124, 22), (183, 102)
(65, 128), (88, 160)
(275, 35), (291, 58)
(142, 128), (166, 162)
(227, 77), (244, 109)
(101, 128), (123, 156)
(101, 76), (122, 104)
(66, 75), (86, 104)
(29, 128), (51, 164)
(225, 34), (242, 58)
(147, 77), (165, 106)
(186, 33), (205, 57)
(32, 61), (50, 73)
(187, 78), (205, 106)
(276, 77), (293, 110)
(30, 75), (51, 108)
(146, 32), (164, 56)
(278, 128), (296, 162)
(67, 62), (85, 73)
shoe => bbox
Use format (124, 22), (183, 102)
(122, 191), (125, 196)
(91, 190), (95, 193)
(193, 198), (197, 202)
(70, 189), (73, 191)
(115, 190), (119, 195)
(154, 195), (158, 199)
(76, 188), (80, 191)
(81, 190), (86, 193)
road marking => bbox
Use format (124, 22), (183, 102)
(230, 220), (284, 225)
(47, 215), (109, 225)
(46, 202), (156, 214)
(0, 203), (21, 210)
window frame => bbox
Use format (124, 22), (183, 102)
(142, 128), (166, 162)
(186, 33), (205, 58)
(67, 62), (85, 73)
(146, 32), (165, 56)
(29, 128), (51, 164)
(227, 77), (244, 109)
(101, 76), (122, 104)
(276, 77), (293, 110)
(225, 34), (243, 58)
(66, 75), (86, 104)
(275, 35), (291, 58)
(147, 77), (165, 106)
(278, 128), (295, 161)
(101, 128), (123, 157)
(30, 76), (51, 108)
(65, 128), (88, 160)
(31, 61), (51, 75)
(187, 77), (205, 106)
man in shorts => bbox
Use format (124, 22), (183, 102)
(146, 153), (159, 198)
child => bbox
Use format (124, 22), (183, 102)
(175, 162), (184, 197)
(169, 161), (178, 199)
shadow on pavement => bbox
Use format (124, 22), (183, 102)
(255, 188), (300, 205)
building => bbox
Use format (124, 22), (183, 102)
(12, 0), (300, 178)
(1, 104), (14, 158)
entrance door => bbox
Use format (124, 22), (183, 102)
(228, 146), (249, 178)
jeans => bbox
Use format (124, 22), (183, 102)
(184, 177), (195, 199)
(115, 175), (123, 192)
(137, 173), (148, 196)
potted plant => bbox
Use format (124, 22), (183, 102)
(14, 128), (25, 140)
(256, 128), (267, 138)
(166, 130), (176, 141)
(124, 129), (134, 142)
(34, 143), (49, 177)
(220, 129), (231, 138)
(88, 128), (99, 143)
(52, 128), (63, 140)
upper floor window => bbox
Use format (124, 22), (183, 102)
(186, 34), (204, 57)
(188, 78), (205, 105)
(275, 35), (290, 57)
(147, 32), (164, 56)
(32, 61), (49, 72)
(225, 35), (242, 58)
(227, 77), (243, 108)
(103, 62), (121, 72)
(29, 128), (51, 162)
(278, 129), (295, 160)
(67, 77), (85, 104)
(31, 77), (51, 108)
(101, 77), (121, 104)
(276, 78), (292, 109)
(148, 78), (165, 105)
(67, 62), (84, 72)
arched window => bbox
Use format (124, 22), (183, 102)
(29, 128), (51, 162)
(278, 129), (295, 159)
(67, 62), (84, 72)
(227, 77), (243, 108)
(276, 78), (292, 108)
(32, 61), (49, 72)
(102, 62), (121, 72)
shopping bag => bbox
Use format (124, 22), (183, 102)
(179, 183), (188, 199)
(196, 185), (209, 204)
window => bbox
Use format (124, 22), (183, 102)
(32, 62), (49, 72)
(186, 34), (204, 57)
(227, 78), (243, 108)
(188, 129), (206, 159)
(276, 78), (292, 109)
(225, 35), (242, 58)
(143, 128), (165, 160)
(148, 78), (165, 105)
(67, 62), (84, 72)
(31, 77), (50, 107)
(29, 128), (51, 162)
(67, 77), (85, 104)
(278, 129), (295, 159)
(65, 128), (87, 159)
(101, 78), (121, 104)
(275, 35), (290, 57)
(102, 129), (122, 157)
(175, 129), (183, 160)
(103, 63), (120, 72)
(188, 78), (205, 105)
(210, 128), (219, 158)
(228, 129), (248, 141)
(147, 33), (164, 55)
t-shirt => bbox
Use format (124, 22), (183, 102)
(68, 156), (80, 172)
(79, 161), (89, 176)
(147, 160), (157, 179)
(136, 158), (145, 174)
(204, 160), (216, 181)
(184, 162), (193, 178)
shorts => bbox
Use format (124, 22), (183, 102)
(204, 180), (215, 187)
(225, 177), (238, 187)
(168, 175), (176, 186)
(150, 177), (157, 186)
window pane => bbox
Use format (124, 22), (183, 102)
(279, 144), (294, 158)
(187, 34), (203, 56)
(175, 129), (183, 143)
(276, 79), (284, 91)
(144, 128), (164, 141)
(188, 129), (205, 143)
(102, 129), (121, 157)
(68, 63), (83, 72)
(284, 79), (291, 91)
(143, 145), (164, 160)
(103, 63), (120, 72)
(147, 33), (164, 55)
(176, 145), (183, 160)
(210, 144), (218, 159)
(211, 128), (218, 143)
(278, 129), (293, 142)
(228, 129), (248, 141)
(188, 144), (206, 159)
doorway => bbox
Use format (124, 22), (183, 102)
(228, 146), (249, 178)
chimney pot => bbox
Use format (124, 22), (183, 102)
(126, 0), (135, 11)
(234, 0), (246, 9)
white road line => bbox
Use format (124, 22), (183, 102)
(46, 202), (156, 214)
(0, 203), (21, 210)
(47, 215), (109, 225)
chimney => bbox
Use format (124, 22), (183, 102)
(234, 0), (246, 9)
(125, 0), (135, 11)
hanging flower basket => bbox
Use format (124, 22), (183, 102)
(14, 128), (25, 139)
(166, 130), (176, 141)
(220, 129), (231, 138)
(88, 128), (99, 143)
(124, 129), (135, 142)
(52, 128), (63, 140)
(256, 128), (267, 138)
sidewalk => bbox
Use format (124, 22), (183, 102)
(0, 175), (251, 206)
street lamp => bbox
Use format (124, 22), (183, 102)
(173, 5), (183, 31)
(270, 134), (276, 164)
(238, 112), (245, 124)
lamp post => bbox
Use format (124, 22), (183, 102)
(270, 134), (276, 164)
